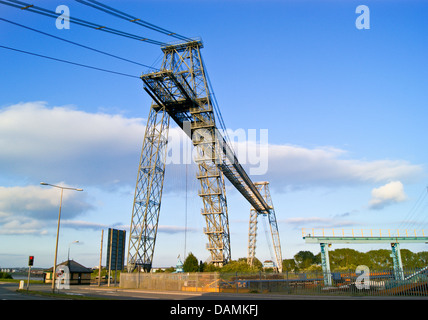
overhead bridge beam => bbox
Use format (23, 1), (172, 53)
(141, 69), (271, 213)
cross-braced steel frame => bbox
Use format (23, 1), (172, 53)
(127, 40), (282, 272)
(247, 182), (283, 273)
(126, 103), (170, 272)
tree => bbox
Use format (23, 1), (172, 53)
(183, 252), (199, 272)
(294, 251), (317, 270)
(329, 248), (366, 270)
(0, 272), (12, 279)
(203, 263), (222, 272)
(282, 259), (296, 272)
(243, 257), (263, 270)
(220, 259), (261, 273)
(198, 260), (205, 272)
(165, 266), (176, 273)
(365, 249), (393, 269)
(401, 249), (420, 269)
(416, 251), (428, 268)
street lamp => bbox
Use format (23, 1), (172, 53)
(68, 240), (79, 261)
(40, 182), (83, 292)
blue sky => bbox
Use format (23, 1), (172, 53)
(1, 0), (428, 269)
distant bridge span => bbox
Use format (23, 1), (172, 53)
(303, 228), (428, 286)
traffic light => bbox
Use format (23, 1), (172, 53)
(28, 256), (34, 266)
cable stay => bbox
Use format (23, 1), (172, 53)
(201, 56), (233, 148)
(75, 0), (193, 42)
(0, 0), (166, 45)
(399, 185), (428, 230)
(0, 17), (159, 70)
(261, 213), (275, 265)
(0, 44), (140, 79)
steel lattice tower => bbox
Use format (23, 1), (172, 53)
(247, 182), (283, 273)
(127, 39), (282, 272)
(127, 40), (231, 271)
(126, 103), (170, 272)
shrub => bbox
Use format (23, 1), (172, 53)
(0, 272), (13, 279)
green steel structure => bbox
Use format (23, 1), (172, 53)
(127, 40), (283, 272)
(303, 232), (428, 286)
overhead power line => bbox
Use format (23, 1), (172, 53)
(399, 186), (428, 230)
(0, 17), (159, 70)
(0, 0), (166, 45)
(0, 44), (140, 79)
(75, 0), (192, 42)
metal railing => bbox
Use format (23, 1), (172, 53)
(120, 268), (428, 297)
(220, 268), (428, 297)
(302, 228), (427, 238)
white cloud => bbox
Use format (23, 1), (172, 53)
(0, 217), (47, 235)
(285, 217), (355, 228)
(60, 220), (110, 231)
(260, 144), (424, 191)
(58, 220), (197, 234)
(0, 101), (145, 188)
(369, 181), (407, 210)
(158, 225), (198, 234)
(0, 102), (424, 193)
(0, 184), (93, 235)
(0, 101), (425, 235)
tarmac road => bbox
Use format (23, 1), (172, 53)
(0, 282), (58, 300)
(1, 281), (425, 320)
(0, 281), (302, 300)
(2, 281), (427, 301)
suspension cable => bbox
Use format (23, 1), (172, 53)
(0, 0), (166, 45)
(0, 44), (140, 79)
(0, 17), (159, 70)
(75, 0), (192, 42)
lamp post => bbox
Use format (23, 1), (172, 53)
(68, 240), (79, 261)
(40, 182), (83, 293)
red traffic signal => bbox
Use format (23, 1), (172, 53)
(28, 256), (34, 266)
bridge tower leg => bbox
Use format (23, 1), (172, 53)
(320, 243), (332, 286)
(247, 208), (258, 267)
(247, 182), (283, 273)
(127, 105), (170, 272)
(185, 44), (231, 267)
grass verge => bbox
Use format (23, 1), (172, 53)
(16, 289), (110, 300)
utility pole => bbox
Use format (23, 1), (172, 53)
(98, 229), (103, 286)
(40, 182), (83, 292)
(108, 230), (113, 287)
